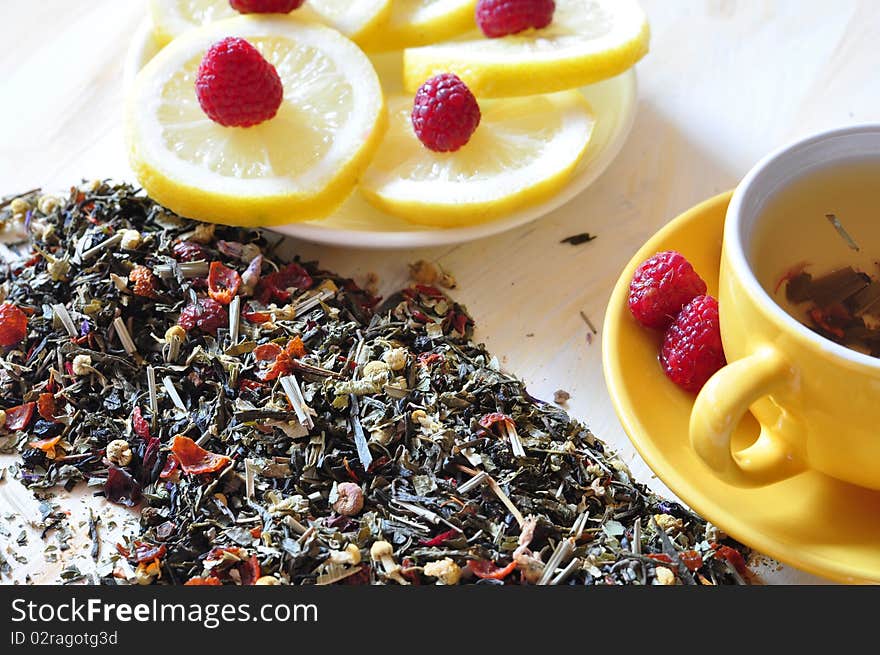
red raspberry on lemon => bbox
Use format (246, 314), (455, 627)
(628, 251), (707, 330)
(229, 0), (305, 13)
(411, 74), (481, 153)
(196, 37), (283, 128)
(476, 0), (556, 38)
(660, 295), (726, 393)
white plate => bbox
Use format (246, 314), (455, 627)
(124, 19), (638, 249)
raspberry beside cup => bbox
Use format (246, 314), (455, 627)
(628, 250), (707, 330)
(660, 295), (727, 393)
(627, 251), (725, 393)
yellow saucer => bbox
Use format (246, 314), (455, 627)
(603, 192), (880, 584)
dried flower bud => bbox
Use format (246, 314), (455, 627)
(370, 540), (394, 561)
(363, 360), (390, 378)
(9, 197), (30, 217)
(190, 223), (216, 244)
(37, 195), (60, 215)
(0, 409), (6, 430)
(653, 514), (684, 534)
(331, 482), (364, 516)
(370, 540), (409, 584)
(382, 347), (408, 371)
(46, 257), (71, 282)
(409, 259), (441, 285)
(328, 543), (362, 566)
(653, 566), (676, 585)
(72, 354), (93, 376)
(255, 576), (280, 585)
(106, 439), (133, 467)
(165, 325), (186, 343)
(423, 558), (462, 585)
(120, 229), (142, 250)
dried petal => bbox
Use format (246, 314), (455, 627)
(207, 261), (242, 305)
(170, 435), (231, 475)
(0, 302), (28, 346)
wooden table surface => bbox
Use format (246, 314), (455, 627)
(4, 0), (878, 584)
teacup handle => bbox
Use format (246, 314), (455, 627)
(690, 346), (805, 487)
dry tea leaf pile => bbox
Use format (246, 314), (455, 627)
(0, 183), (749, 585)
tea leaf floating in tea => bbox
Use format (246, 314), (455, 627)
(0, 183), (750, 585)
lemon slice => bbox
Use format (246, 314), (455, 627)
(126, 15), (386, 226)
(403, 0), (650, 98)
(360, 91), (594, 226)
(361, 0), (477, 51)
(149, 0), (392, 46)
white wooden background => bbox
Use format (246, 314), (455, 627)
(4, 0), (877, 584)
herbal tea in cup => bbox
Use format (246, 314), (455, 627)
(751, 159), (880, 356)
(689, 125), (880, 490)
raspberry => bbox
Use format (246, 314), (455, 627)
(628, 251), (707, 330)
(476, 0), (556, 38)
(660, 295), (726, 393)
(195, 37), (283, 128)
(411, 74), (481, 152)
(229, 0), (305, 13)
(0, 301), (28, 347)
(178, 297), (228, 335)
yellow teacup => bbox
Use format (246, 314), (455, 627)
(690, 124), (880, 490)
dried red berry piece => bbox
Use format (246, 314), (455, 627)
(185, 576), (222, 586)
(629, 251), (707, 330)
(679, 550), (704, 572)
(255, 262), (314, 305)
(239, 555), (261, 585)
(714, 544), (749, 576)
(411, 73), (481, 152)
(419, 529), (459, 547)
(259, 336), (307, 380)
(6, 402), (35, 431)
(196, 37), (283, 128)
(105, 466), (143, 506)
(0, 301), (28, 347)
(129, 265), (161, 298)
(133, 541), (167, 564)
(479, 412), (515, 432)
(37, 393), (57, 422)
(660, 295), (726, 393)
(230, 0), (305, 13)
(242, 307), (272, 324)
(159, 455), (180, 480)
(178, 297), (228, 335)
(132, 406), (151, 439)
(467, 559), (518, 580)
(170, 434), (231, 475)
(238, 378), (265, 392)
(417, 352), (443, 367)
(476, 0), (556, 38)
(172, 241), (206, 262)
(253, 343), (283, 361)
(29, 435), (61, 457)
(207, 261), (242, 305)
